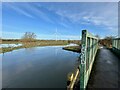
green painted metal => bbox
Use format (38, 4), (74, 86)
(80, 30), (98, 89)
(112, 38), (120, 50)
(112, 38), (120, 57)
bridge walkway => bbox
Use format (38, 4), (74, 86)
(87, 46), (120, 89)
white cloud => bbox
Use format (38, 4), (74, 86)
(6, 3), (34, 18)
(3, 2), (118, 39)
(24, 3), (55, 24)
(46, 3), (118, 34)
(58, 22), (70, 28)
(4, 3), (55, 24)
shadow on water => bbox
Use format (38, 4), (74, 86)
(87, 47), (120, 89)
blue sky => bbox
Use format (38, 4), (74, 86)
(2, 2), (118, 40)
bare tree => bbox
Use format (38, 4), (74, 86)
(22, 32), (36, 42)
(95, 34), (100, 39)
(100, 36), (114, 48)
(0, 37), (2, 44)
(21, 32), (37, 47)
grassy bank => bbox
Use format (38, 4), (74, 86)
(1, 43), (68, 53)
(2, 39), (80, 45)
(1, 44), (81, 54)
(1, 46), (23, 53)
(63, 46), (81, 53)
(1, 39), (81, 53)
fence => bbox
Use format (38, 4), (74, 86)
(112, 38), (120, 50)
(80, 30), (98, 89)
(112, 38), (120, 57)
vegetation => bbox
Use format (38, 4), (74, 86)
(21, 32), (37, 48)
(63, 46), (81, 53)
(2, 39), (22, 44)
(1, 46), (23, 53)
(95, 34), (100, 39)
(0, 32), (81, 53)
(1, 32), (104, 54)
(99, 36), (114, 48)
(1, 40), (80, 53)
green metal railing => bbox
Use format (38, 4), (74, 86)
(112, 38), (120, 57)
(80, 30), (98, 89)
(112, 38), (120, 50)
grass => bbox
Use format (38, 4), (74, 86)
(2, 39), (80, 45)
(0, 39), (80, 53)
(0, 43), (67, 53)
(63, 46), (81, 53)
(1, 46), (23, 53)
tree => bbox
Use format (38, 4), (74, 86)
(100, 36), (114, 48)
(21, 32), (36, 42)
(0, 37), (2, 44)
(68, 39), (71, 44)
(95, 34), (100, 39)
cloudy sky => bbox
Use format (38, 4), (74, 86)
(2, 2), (118, 40)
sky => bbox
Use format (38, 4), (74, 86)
(2, 2), (118, 40)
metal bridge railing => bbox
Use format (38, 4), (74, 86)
(112, 38), (120, 50)
(80, 30), (99, 89)
(112, 38), (120, 57)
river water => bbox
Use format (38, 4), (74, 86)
(2, 45), (79, 88)
(0, 44), (22, 48)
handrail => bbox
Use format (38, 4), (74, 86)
(80, 30), (99, 89)
(67, 68), (79, 90)
(112, 38), (120, 50)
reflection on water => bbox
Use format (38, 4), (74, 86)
(2, 46), (79, 88)
(0, 44), (22, 48)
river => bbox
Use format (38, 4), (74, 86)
(2, 45), (79, 88)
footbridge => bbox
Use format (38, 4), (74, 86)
(67, 30), (120, 89)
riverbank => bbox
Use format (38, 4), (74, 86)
(2, 39), (80, 45)
(1, 46), (23, 53)
(1, 43), (69, 53)
(1, 39), (81, 53)
(63, 46), (81, 53)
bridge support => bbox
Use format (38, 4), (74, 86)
(80, 30), (98, 89)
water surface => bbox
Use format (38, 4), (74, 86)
(2, 46), (79, 88)
(0, 44), (22, 48)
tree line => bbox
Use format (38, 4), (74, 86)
(2, 32), (116, 48)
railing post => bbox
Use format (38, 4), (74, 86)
(80, 30), (98, 89)
(80, 30), (87, 89)
(112, 38), (120, 57)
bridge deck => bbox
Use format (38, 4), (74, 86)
(87, 46), (120, 88)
